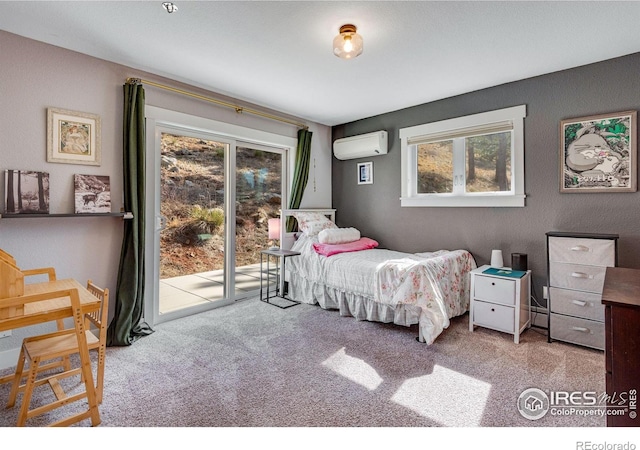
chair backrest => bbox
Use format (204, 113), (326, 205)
(85, 280), (109, 341)
(0, 259), (25, 301)
(0, 249), (16, 266)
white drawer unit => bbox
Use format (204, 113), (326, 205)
(469, 265), (531, 343)
(546, 232), (618, 350)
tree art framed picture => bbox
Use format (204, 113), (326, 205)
(560, 110), (637, 193)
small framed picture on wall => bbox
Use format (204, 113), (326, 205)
(357, 161), (373, 185)
(47, 107), (101, 166)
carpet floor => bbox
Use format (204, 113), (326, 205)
(0, 297), (608, 429)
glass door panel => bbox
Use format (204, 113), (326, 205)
(234, 145), (284, 296)
(158, 132), (228, 316)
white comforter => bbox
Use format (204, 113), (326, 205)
(288, 234), (476, 344)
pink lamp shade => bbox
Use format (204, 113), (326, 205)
(268, 218), (280, 239)
(268, 218), (280, 249)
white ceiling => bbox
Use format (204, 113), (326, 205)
(2, 1), (640, 127)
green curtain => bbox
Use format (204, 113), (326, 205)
(107, 82), (154, 346)
(286, 128), (313, 232)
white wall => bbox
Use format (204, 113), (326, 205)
(0, 30), (331, 369)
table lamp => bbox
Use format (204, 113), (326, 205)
(490, 249), (504, 268)
(268, 218), (280, 250)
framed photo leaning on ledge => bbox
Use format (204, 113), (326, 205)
(357, 161), (373, 185)
(47, 107), (101, 166)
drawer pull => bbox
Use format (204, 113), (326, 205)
(571, 326), (590, 333)
(571, 272), (592, 279)
(571, 300), (587, 307)
(491, 308), (495, 312)
(570, 245), (590, 252)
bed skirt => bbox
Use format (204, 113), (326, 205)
(289, 274), (423, 331)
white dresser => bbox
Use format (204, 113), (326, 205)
(546, 231), (619, 350)
(469, 265), (531, 343)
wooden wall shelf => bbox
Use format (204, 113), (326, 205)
(0, 212), (133, 219)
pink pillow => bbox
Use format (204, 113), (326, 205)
(313, 237), (379, 257)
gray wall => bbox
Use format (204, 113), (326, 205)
(332, 52), (640, 306)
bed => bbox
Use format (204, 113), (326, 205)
(282, 209), (477, 344)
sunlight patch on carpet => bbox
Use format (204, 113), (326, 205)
(321, 347), (383, 391)
(391, 365), (490, 426)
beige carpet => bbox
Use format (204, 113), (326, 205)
(0, 296), (607, 429)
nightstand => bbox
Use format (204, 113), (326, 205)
(469, 264), (531, 343)
(259, 248), (301, 309)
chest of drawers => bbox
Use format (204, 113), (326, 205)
(601, 267), (640, 427)
(546, 231), (618, 350)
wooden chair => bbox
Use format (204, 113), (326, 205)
(0, 258), (69, 380)
(0, 254), (58, 301)
(6, 281), (109, 427)
(0, 251), (60, 324)
(0, 248), (16, 266)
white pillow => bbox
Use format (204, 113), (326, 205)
(318, 227), (361, 244)
(293, 212), (337, 236)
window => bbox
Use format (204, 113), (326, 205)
(400, 105), (526, 207)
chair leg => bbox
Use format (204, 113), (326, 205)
(7, 346), (26, 408)
(56, 319), (71, 372)
(75, 346), (101, 426)
(16, 356), (40, 427)
(95, 346), (105, 404)
(82, 362), (101, 426)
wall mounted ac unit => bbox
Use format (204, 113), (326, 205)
(333, 130), (388, 160)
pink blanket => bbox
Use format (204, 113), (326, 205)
(313, 237), (379, 257)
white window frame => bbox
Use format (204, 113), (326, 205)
(399, 105), (527, 207)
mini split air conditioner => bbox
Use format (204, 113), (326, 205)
(333, 130), (388, 160)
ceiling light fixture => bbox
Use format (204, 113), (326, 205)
(162, 2), (178, 13)
(333, 24), (363, 60)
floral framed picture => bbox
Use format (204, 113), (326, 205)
(357, 161), (373, 185)
(47, 107), (101, 166)
(560, 110), (637, 193)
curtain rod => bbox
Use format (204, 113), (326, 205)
(126, 77), (308, 130)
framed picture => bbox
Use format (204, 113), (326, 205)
(357, 161), (373, 185)
(74, 174), (111, 214)
(47, 108), (101, 166)
(4, 170), (50, 214)
(560, 110), (637, 193)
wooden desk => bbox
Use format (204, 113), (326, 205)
(0, 279), (101, 383)
(0, 279), (100, 330)
(601, 267), (640, 427)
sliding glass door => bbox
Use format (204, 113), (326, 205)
(145, 112), (290, 326)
